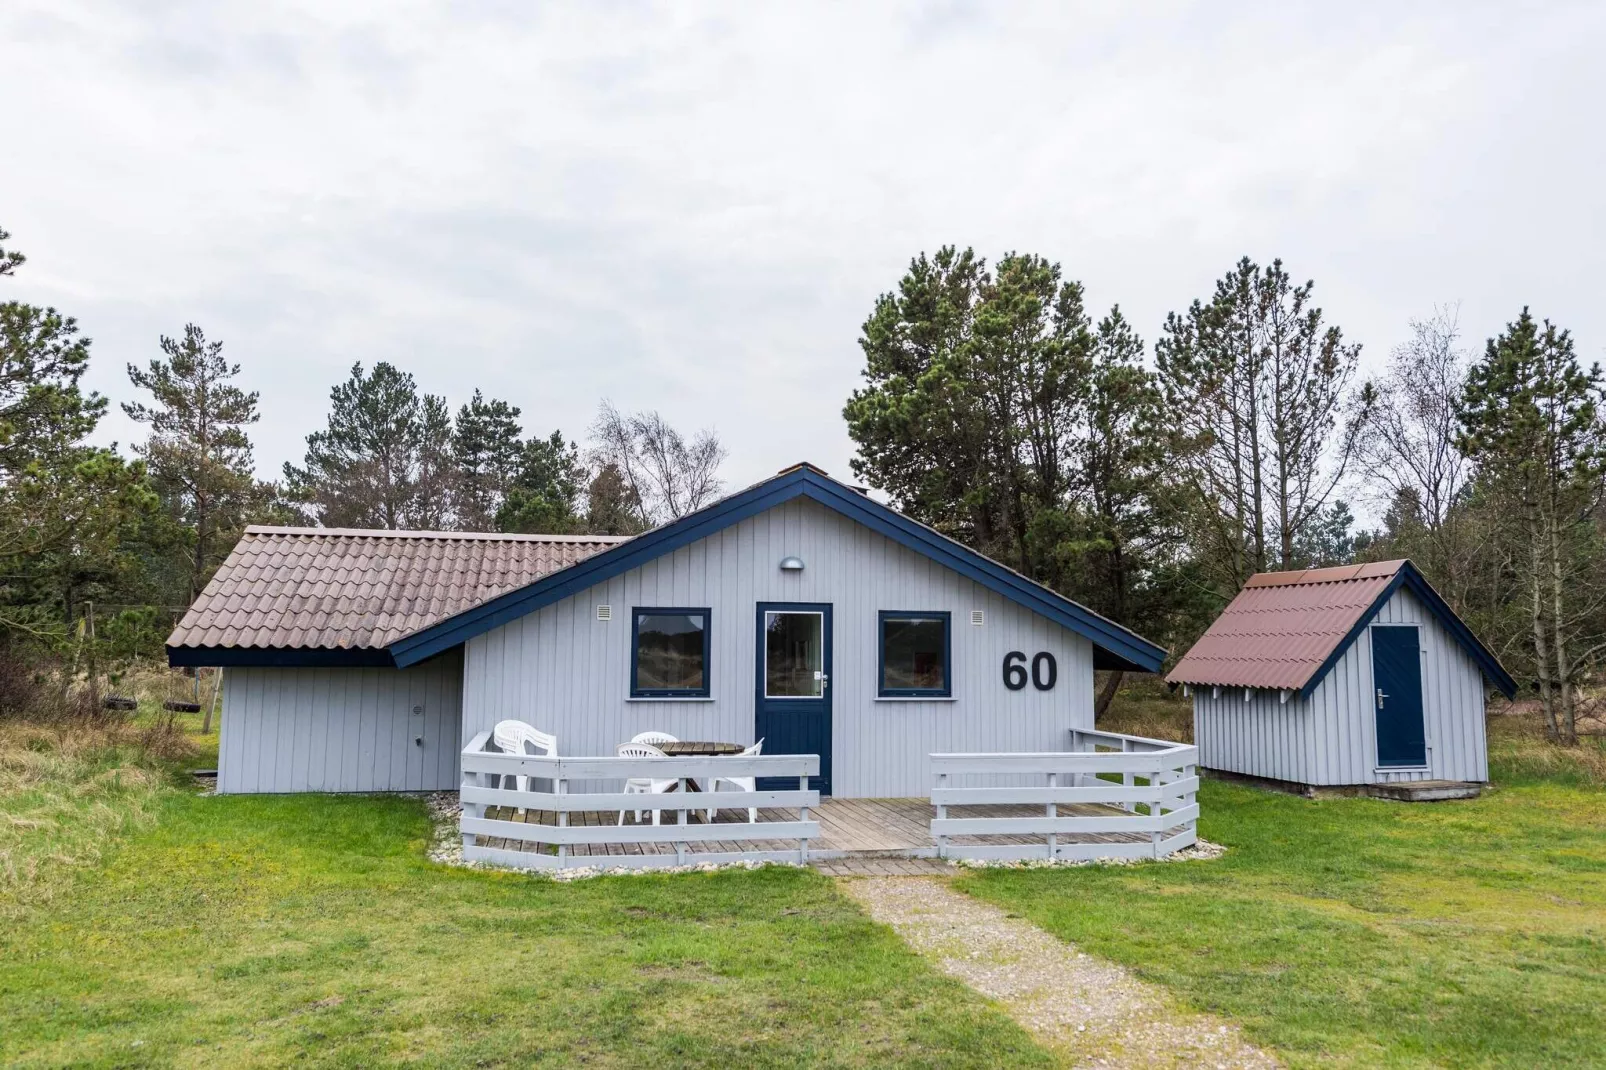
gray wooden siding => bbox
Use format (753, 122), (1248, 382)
(462, 498), (1095, 798)
(217, 648), (463, 794)
(1192, 587), (1489, 785)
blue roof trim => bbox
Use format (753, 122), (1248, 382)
(388, 467), (1167, 672)
(1296, 562), (1517, 700)
(166, 645), (396, 669)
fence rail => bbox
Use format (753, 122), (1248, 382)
(929, 729), (1199, 862)
(459, 731), (821, 871)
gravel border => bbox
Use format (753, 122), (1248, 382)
(951, 838), (1227, 870)
(839, 876), (1280, 1069)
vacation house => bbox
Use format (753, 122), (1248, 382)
(168, 463), (1199, 868)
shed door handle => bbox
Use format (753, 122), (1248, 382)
(1376, 689), (1388, 708)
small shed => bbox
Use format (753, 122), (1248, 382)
(1167, 560), (1516, 792)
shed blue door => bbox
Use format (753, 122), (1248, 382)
(755, 603), (832, 794)
(1373, 625), (1426, 767)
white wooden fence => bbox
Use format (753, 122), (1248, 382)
(929, 728), (1199, 861)
(459, 731), (821, 871)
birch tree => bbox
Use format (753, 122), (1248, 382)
(589, 401), (726, 526)
(1354, 309), (1476, 604)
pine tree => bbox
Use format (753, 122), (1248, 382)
(497, 431), (586, 533)
(0, 224), (153, 642)
(123, 324), (261, 599)
(452, 390), (524, 530)
(412, 394), (454, 530)
(844, 247), (1092, 571)
(1459, 310), (1606, 743)
(284, 362), (443, 529)
(1156, 258), (1365, 589)
(0, 224), (25, 277)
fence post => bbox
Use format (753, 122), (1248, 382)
(798, 772), (811, 864)
(934, 769), (949, 859)
(1046, 770), (1058, 859)
(1122, 737), (1136, 812)
(556, 771), (568, 864)
(461, 769), (479, 850)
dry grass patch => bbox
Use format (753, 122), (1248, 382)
(1487, 703), (1606, 786)
(0, 718), (192, 915)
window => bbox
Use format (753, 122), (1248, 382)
(878, 611), (951, 697)
(631, 608), (711, 697)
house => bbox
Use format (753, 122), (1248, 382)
(1166, 560), (1516, 794)
(168, 463), (1168, 801)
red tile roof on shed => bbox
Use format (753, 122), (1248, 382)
(166, 526), (632, 652)
(1165, 560), (1408, 692)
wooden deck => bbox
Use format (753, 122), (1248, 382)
(475, 796), (1148, 861)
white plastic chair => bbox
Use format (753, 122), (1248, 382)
(630, 730), (679, 747)
(617, 741), (679, 825)
(706, 738), (764, 824)
(491, 720), (557, 803)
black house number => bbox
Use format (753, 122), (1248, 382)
(1002, 651), (1057, 691)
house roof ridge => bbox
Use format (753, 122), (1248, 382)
(243, 525), (634, 543)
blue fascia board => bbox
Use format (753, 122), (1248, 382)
(1296, 562), (1517, 700)
(166, 645), (396, 669)
(388, 467), (1168, 672)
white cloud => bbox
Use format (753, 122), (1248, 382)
(2, 0), (1601, 498)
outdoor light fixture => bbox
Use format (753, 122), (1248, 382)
(779, 555), (805, 571)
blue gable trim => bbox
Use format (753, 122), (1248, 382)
(388, 467), (1168, 672)
(1296, 561), (1517, 701)
(166, 645), (396, 669)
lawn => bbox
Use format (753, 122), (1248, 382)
(957, 750), (1606, 1067)
(1, 776), (1050, 1069)
(6, 698), (1605, 1069)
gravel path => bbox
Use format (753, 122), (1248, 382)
(839, 876), (1279, 1069)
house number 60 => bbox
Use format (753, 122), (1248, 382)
(1002, 651), (1057, 691)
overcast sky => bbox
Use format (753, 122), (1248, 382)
(3, 1), (1602, 501)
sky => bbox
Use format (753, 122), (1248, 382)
(2, 1), (1603, 502)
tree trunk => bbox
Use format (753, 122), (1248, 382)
(1529, 524), (1559, 742)
(1546, 498), (1577, 745)
(202, 667), (221, 735)
(192, 493), (208, 603)
(1094, 670), (1125, 721)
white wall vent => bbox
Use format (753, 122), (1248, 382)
(596, 604), (612, 621)
(970, 609), (985, 627)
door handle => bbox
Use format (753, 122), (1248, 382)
(814, 671), (829, 688)
(1376, 689), (1388, 708)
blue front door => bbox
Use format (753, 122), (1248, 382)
(755, 603), (832, 794)
(1373, 625), (1426, 767)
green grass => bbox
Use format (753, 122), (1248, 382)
(0, 785), (1050, 1067)
(956, 778), (1606, 1068)
(7, 689), (1605, 1068)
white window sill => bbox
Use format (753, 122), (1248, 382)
(1374, 766), (1430, 774)
(875, 696), (959, 703)
(626, 696), (716, 703)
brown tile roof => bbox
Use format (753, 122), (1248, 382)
(1165, 560), (1407, 692)
(166, 526), (632, 652)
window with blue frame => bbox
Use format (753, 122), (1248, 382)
(878, 611), (951, 697)
(631, 608), (711, 697)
